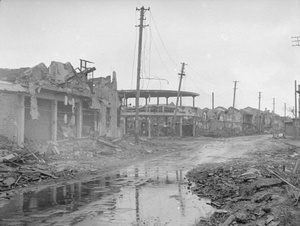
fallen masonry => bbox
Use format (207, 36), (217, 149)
(0, 134), (164, 201)
(186, 144), (300, 226)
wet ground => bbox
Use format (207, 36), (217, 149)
(0, 135), (271, 226)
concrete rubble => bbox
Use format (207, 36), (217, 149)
(187, 140), (300, 226)
(0, 132), (169, 200)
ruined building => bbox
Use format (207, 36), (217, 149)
(0, 60), (121, 147)
(118, 90), (201, 137)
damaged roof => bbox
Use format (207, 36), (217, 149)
(0, 61), (94, 97)
(0, 81), (28, 93)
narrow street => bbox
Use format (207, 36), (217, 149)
(0, 135), (282, 226)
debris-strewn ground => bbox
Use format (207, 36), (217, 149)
(187, 137), (300, 226)
(0, 134), (187, 202)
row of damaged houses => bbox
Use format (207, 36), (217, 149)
(198, 106), (285, 136)
(0, 61), (287, 146)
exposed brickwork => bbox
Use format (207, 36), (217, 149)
(0, 92), (19, 141)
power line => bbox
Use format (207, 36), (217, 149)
(149, 30), (175, 78)
(185, 65), (232, 88)
(130, 11), (139, 89)
(150, 11), (179, 67)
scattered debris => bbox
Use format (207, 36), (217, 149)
(187, 142), (300, 225)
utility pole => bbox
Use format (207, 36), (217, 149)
(172, 63), (186, 135)
(291, 38), (300, 136)
(134, 6), (149, 144)
(258, 92), (262, 111)
(232, 81), (238, 108)
(298, 85), (300, 119)
(295, 81), (298, 120)
(273, 98), (275, 113)
(284, 103), (286, 117)
(212, 92), (214, 110)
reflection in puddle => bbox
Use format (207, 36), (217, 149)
(0, 152), (215, 226)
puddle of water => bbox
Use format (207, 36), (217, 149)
(0, 152), (215, 226)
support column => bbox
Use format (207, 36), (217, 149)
(180, 96), (182, 106)
(76, 100), (83, 138)
(157, 116), (159, 136)
(148, 117), (151, 138)
(51, 100), (58, 141)
(124, 117), (127, 135)
(145, 97), (148, 105)
(94, 111), (98, 132)
(179, 117), (183, 137)
(157, 97), (159, 105)
(17, 94), (25, 147)
(192, 117), (196, 137)
(100, 103), (107, 136)
(192, 96), (195, 107)
(166, 97), (169, 105)
(165, 116), (168, 136)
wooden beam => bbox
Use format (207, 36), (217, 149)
(17, 94), (25, 147)
(51, 100), (58, 141)
(35, 89), (81, 103)
(76, 100), (83, 138)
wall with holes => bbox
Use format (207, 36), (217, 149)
(0, 92), (19, 141)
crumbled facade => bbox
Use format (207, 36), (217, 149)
(196, 106), (285, 136)
(0, 60), (121, 146)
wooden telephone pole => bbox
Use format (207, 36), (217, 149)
(172, 63), (186, 135)
(258, 92), (262, 111)
(232, 81), (238, 108)
(212, 92), (215, 109)
(134, 6), (149, 144)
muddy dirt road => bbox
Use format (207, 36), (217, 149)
(0, 135), (281, 226)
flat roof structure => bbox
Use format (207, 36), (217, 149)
(118, 89), (199, 98)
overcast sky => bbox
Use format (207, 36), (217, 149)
(1, 0), (300, 116)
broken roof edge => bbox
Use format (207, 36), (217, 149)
(38, 85), (91, 98)
(0, 81), (92, 98)
(0, 80), (28, 93)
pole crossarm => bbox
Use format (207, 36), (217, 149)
(292, 36), (300, 46)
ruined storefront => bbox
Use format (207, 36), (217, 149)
(0, 60), (121, 146)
